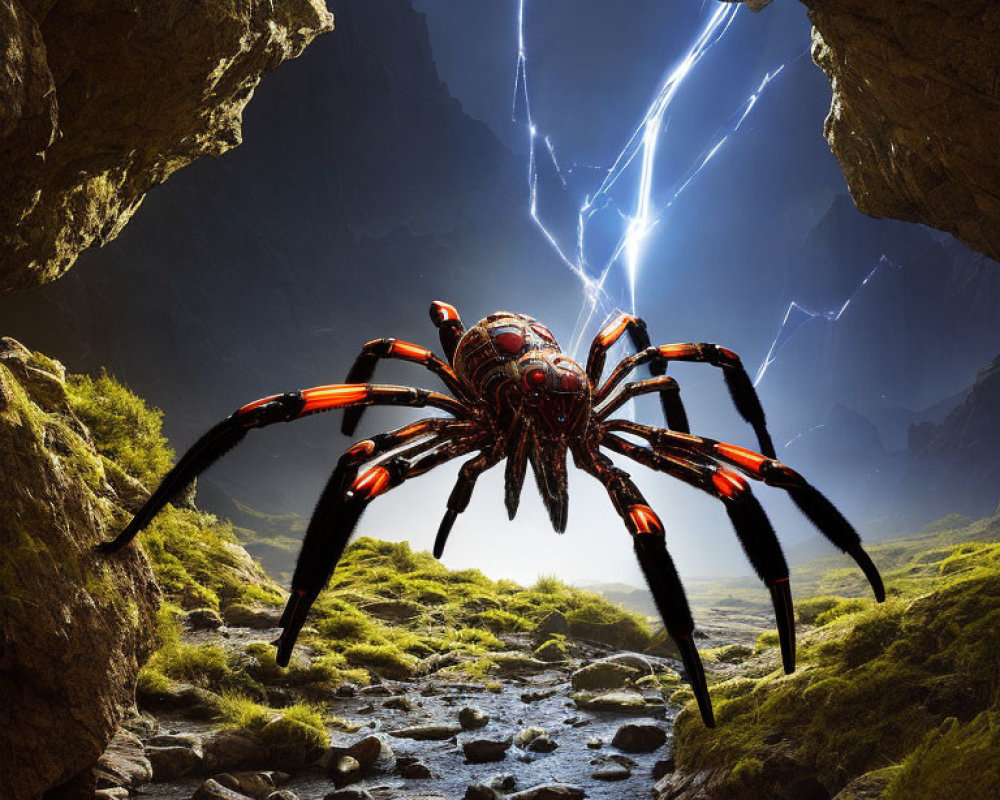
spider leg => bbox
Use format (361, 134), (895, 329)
(434, 441), (505, 558)
(598, 342), (775, 458)
(601, 430), (796, 674)
(573, 442), (715, 727)
(596, 375), (683, 422)
(504, 418), (531, 520)
(604, 420), (885, 602)
(586, 312), (690, 433)
(341, 338), (468, 436)
(277, 434), (483, 665)
(429, 300), (465, 364)
(96, 384), (468, 553)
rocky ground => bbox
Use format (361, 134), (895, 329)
(90, 599), (776, 800)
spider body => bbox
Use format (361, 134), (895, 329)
(99, 301), (885, 728)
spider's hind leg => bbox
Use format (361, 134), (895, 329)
(429, 301), (465, 364)
(573, 443), (715, 727)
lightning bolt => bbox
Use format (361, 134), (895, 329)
(512, 1), (791, 355)
(753, 255), (898, 386)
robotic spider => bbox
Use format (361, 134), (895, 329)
(99, 301), (884, 727)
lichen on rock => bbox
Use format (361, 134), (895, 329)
(803, 0), (1000, 262)
(0, 0), (334, 292)
(0, 338), (160, 799)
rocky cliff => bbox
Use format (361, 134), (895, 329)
(0, 0), (333, 292)
(803, 0), (1000, 262)
(0, 339), (160, 799)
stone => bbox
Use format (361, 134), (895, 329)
(490, 652), (551, 677)
(395, 757), (432, 779)
(323, 790), (373, 800)
(222, 604), (282, 629)
(215, 771), (290, 799)
(0, 0), (334, 291)
(520, 689), (557, 703)
(260, 716), (327, 770)
(533, 612), (568, 640)
(462, 736), (512, 764)
(185, 608), (224, 630)
(148, 733), (203, 750)
(573, 690), (647, 713)
(514, 727), (547, 749)
(586, 738), (602, 749)
(490, 773), (517, 792)
(389, 724), (462, 741)
(465, 787), (499, 800)
(0, 341), (160, 800)
(652, 757), (675, 780)
(591, 765), (630, 781)
(383, 695), (417, 711)
(94, 729), (153, 789)
(336, 684), (359, 698)
(566, 618), (649, 650)
(527, 735), (558, 754)
(146, 745), (202, 781)
(570, 661), (639, 691)
(329, 756), (362, 787)
(804, 0), (1000, 262)
(612, 722), (667, 753)
(831, 767), (901, 800)
(202, 730), (268, 773)
(325, 735), (393, 785)
(506, 785), (585, 800)
(459, 706), (490, 730)
(266, 793), (300, 800)
(193, 778), (255, 800)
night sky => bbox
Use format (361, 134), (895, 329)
(4, 1), (997, 584)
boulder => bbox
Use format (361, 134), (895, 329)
(0, 0), (334, 291)
(459, 706), (490, 730)
(611, 722), (667, 753)
(185, 608), (224, 630)
(0, 340), (160, 799)
(571, 661), (639, 691)
(533, 612), (568, 640)
(462, 737), (512, 764)
(591, 764), (630, 781)
(202, 730), (268, 773)
(259, 715), (327, 770)
(146, 745), (202, 781)
(94, 729), (153, 789)
(465, 786), (499, 800)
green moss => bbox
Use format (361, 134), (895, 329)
(672, 517), (1000, 800)
(65, 369), (173, 487)
(342, 643), (418, 679)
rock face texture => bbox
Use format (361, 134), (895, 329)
(0, 338), (159, 799)
(805, 0), (1000, 261)
(0, 0), (333, 292)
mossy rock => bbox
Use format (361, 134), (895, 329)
(259, 715), (327, 770)
(571, 661), (639, 691)
(343, 644), (418, 680)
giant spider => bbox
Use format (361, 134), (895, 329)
(99, 301), (884, 726)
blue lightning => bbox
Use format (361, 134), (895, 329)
(512, 0), (791, 354)
(753, 255), (899, 386)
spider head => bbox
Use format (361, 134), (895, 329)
(514, 351), (591, 436)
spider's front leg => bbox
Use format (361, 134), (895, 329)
(95, 384), (468, 553)
(598, 337), (775, 458)
(277, 432), (485, 665)
(587, 312), (690, 433)
(573, 441), (715, 727)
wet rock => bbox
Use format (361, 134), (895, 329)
(831, 767), (901, 799)
(592, 764), (630, 781)
(586, 738), (602, 749)
(202, 730), (268, 773)
(329, 756), (362, 787)
(193, 778), (254, 800)
(336, 684), (359, 698)
(325, 735), (393, 784)
(96, 790), (129, 800)
(533, 612), (568, 641)
(222, 604), (282, 629)
(571, 661), (639, 691)
(566, 618), (649, 650)
(215, 771), (290, 799)
(389, 724), (462, 741)
(490, 652), (551, 677)
(514, 727), (546, 749)
(507, 785), (585, 800)
(395, 756), (432, 779)
(95, 729), (153, 789)
(121, 709), (159, 739)
(520, 689), (557, 703)
(652, 757), (675, 780)
(490, 773), (517, 792)
(462, 736), (513, 763)
(612, 722), (667, 753)
(147, 745), (202, 781)
(148, 733), (203, 750)
(0, 0), (334, 291)
(573, 690), (647, 713)
(362, 599), (424, 621)
(527, 735), (558, 754)
(323, 790), (373, 800)
(383, 695), (418, 711)
(259, 715), (326, 770)
(459, 706), (490, 730)
(185, 608), (224, 630)
(465, 786), (499, 800)
(266, 793), (300, 800)
(532, 639), (568, 662)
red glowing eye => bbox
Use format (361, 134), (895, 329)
(558, 372), (581, 391)
(494, 331), (525, 353)
(525, 368), (547, 387)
